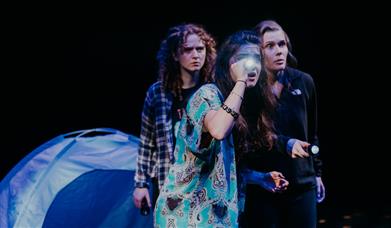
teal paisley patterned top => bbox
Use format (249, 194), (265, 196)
(154, 84), (239, 227)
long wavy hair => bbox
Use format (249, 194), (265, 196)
(254, 20), (298, 68)
(157, 23), (216, 99)
(214, 30), (276, 160)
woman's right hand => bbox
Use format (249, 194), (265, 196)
(133, 187), (151, 208)
(230, 58), (248, 84)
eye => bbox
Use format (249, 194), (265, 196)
(278, 40), (286, 48)
(252, 54), (261, 63)
(196, 47), (205, 52)
(264, 43), (274, 49)
(233, 54), (261, 63)
(183, 47), (193, 53)
(236, 54), (248, 60)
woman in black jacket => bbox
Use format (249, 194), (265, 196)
(241, 20), (325, 228)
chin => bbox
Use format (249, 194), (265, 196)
(189, 67), (201, 72)
(247, 82), (257, 88)
(274, 65), (286, 71)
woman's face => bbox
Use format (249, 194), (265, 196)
(175, 34), (206, 73)
(261, 30), (288, 74)
(230, 44), (262, 88)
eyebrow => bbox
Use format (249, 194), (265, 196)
(183, 44), (205, 48)
(236, 49), (260, 54)
(264, 39), (285, 44)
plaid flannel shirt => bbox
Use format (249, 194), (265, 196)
(134, 81), (174, 189)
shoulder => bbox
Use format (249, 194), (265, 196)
(142, 81), (168, 106)
(145, 81), (168, 98)
(147, 81), (164, 93)
(286, 67), (314, 86)
(196, 83), (220, 98)
(286, 67), (312, 80)
(187, 84), (222, 112)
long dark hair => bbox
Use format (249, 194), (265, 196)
(214, 30), (276, 159)
(254, 20), (298, 68)
(157, 23), (216, 98)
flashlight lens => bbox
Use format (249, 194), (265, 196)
(244, 58), (255, 70)
(310, 145), (319, 155)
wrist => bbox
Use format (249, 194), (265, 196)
(236, 79), (247, 87)
(257, 172), (267, 183)
(221, 103), (239, 120)
(135, 182), (150, 189)
(230, 91), (243, 100)
(286, 138), (296, 154)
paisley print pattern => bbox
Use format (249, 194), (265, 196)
(154, 84), (239, 227)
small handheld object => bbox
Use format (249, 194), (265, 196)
(244, 58), (256, 71)
(140, 197), (150, 216)
(307, 144), (319, 155)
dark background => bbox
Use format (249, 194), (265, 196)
(3, 3), (389, 226)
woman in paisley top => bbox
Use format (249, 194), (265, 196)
(154, 30), (287, 227)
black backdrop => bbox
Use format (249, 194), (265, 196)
(3, 3), (389, 224)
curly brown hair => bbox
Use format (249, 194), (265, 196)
(157, 23), (216, 99)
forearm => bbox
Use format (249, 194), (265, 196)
(242, 168), (267, 185)
(135, 134), (155, 187)
(274, 133), (290, 154)
(205, 81), (246, 139)
(134, 148), (151, 187)
(313, 156), (322, 176)
(134, 168), (150, 188)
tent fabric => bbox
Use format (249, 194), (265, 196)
(0, 128), (153, 228)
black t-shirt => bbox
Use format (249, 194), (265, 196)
(171, 86), (200, 145)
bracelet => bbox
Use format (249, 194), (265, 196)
(221, 103), (239, 120)
(236, 79), (247, 87)
(231, 91), (243, 100)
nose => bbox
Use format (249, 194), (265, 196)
(192, 49), (200, 59)
(275, 46), (283, 55)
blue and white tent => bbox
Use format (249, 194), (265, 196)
(0, 128), (153, 228)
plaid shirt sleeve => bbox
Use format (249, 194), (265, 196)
(134, 85), (156, 188)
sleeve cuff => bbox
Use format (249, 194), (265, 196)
(134, 182), (150, 189)
(286, 138), (296, 154)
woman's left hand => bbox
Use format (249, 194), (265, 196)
(261, 171), (289, 193)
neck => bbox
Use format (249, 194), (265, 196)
(180, 68), (200, 89)
(266, 69), (284, 98)
(266, 70), (277, 84)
